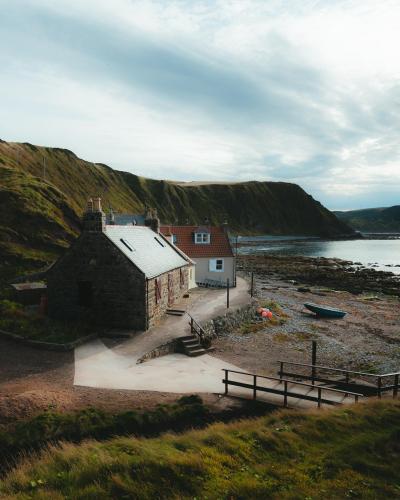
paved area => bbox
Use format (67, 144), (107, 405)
(74, 276), (358, 408)
(74, 277), (251, 392)
(75, 341), (241, 393)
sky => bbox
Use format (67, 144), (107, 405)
(1, 0), (400, 210)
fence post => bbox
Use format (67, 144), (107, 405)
(224, 370), (228, 395)
(377, 376), (382, 399)
(250, 272), (254, 298)
(190, 317), (194, 335)
(355, 394), (359, 404)
(394, 374), (399, 399)
(311, 341), (317, 385)
(317, 387), (322, 408)
(284, 381), (288, 407)
(253, 375), (257, 400)
(227, 278), (230, 309)
(279, 362), (283, 382)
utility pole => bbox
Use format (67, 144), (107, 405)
(226, 278), (230, 308)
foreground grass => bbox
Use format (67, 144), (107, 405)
(1, 400), (399, 499)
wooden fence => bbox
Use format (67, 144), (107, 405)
(278, 361), (400, 398)
(222, 369), (363, 408)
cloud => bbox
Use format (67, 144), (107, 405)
(0, 0), (399, 209)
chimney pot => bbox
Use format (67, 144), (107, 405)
(93, 197), (102, 212)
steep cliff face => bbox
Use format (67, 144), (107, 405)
(0, 140), (354, 277)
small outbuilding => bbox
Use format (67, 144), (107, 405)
(47, 198), (190, 330)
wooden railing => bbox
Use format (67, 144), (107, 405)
(187, 313), (205, 343)
(222, 369), (363, 408)
(278, 361), (400, 399)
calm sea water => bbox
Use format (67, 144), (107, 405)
(236, 237), (400, 275)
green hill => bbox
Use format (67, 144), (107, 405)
(0, 140), (354, 280)
(335, 206), (400, 233)
(0, 399), (398, 499)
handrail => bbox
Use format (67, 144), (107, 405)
(222, 369), (363, 398)
(278, 360), (400, 379)
(186, 312), (205, 342)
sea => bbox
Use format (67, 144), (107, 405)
(235, 235), (400, 275)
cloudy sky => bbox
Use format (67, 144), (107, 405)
(1, 0), (399, 210)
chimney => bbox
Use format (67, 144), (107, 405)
(109, 207), (115, 225)
(82, 196), (106, 232)
(145, 207), (160, 234)
(222, 218), (229, 232)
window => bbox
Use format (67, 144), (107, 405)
(77, 281), (93, 307)
(172, 234), (177, 244)
(120, 238), (133, 252)
(180, 268), (185, 287)
(195, 232), (210, 244)
(209, 258), (224, 272)
(154, 237), (165, 247)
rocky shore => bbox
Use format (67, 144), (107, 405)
(237, 254), (400, 296)
(209, 255), (400, 377)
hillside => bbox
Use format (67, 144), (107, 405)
(0, 400), (399, 498)
(0, 140), (354, 279)
(335, 206), (400, 233)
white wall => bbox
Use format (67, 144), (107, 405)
(192, 257), (235, 286)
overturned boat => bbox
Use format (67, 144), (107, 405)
(304, 302), (347, 318)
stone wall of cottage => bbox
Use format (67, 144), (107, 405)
(147, 267), (189, 328)
(47, 232), (147, 330)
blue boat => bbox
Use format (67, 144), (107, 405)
(304, 302), (347, 318)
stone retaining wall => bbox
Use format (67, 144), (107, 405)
(136, 339), (181, 364)
(202, 303), (257, 338)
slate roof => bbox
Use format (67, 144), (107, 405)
(106, 214), (146, 225)
(104, 226), (188, 279)
(160, 225), (234, 258)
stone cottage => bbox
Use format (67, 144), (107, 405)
(47, 198), (190, 330)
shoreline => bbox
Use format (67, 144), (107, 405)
(210, 262), (400, 377)
(237, 254), (400, 296)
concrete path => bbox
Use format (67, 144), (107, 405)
(74, 339), (355, 409)
(74, 277), (357, 408)
(75, 339), (242, 393)
(74, 277), (251, 393)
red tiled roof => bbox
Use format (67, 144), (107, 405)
(160, 226), (234, 258)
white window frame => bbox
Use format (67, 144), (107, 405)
(195, 232), (210, 244)
(209, 258), (224, 272)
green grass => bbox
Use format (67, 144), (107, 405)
(0, 300), (94, 343)
(1, 400), (399, 499)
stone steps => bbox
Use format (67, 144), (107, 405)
(179, 335), (206, 357)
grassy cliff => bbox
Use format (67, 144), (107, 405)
(0, 400), (398, 499)
(0, 140), (353, 279)
(335, 206), (400, 233)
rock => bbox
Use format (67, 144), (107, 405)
(297, 287), (311, 293)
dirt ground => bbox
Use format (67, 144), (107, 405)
(0, 338), (224, 423)
(211, 274), (400, 377)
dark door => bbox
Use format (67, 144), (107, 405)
(77, 281), (93, 307)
